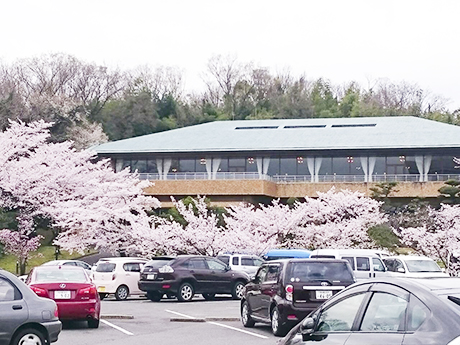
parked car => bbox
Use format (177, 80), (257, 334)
(383, 255), (449, 278)
(262, 249), (311, 261)
(138, 255), (250, 302)
(216, 253), (264, 278)
(279, 277), (460, 345)
(0, 269), (61, 345)
(241, 258), (355, 336)
(92, 257), (148, 300)
(42, 259), (92, 271)
(26, 265), (100, 328)
(309, 249), (388, 279)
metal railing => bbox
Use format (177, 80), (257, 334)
(138, 172), (460, 183)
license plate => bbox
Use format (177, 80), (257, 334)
(316, 290), (333, 300)
(147, 274), (157, 280)
(54, 290), (71, 299)
(98, 286), (106, 292)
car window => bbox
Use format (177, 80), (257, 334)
(216, 256), (230, 265)
(360, 292), (408, 332)
(356, 257), (370, 271)
(232, 257), (239, 265)
(0, 278), (17, 301)
(287, 262), (354, 282)
(395, 260), (405, 272)
(207, 259), (226, 271)
(342, 256), (355, 270)
(123, 262), (142, 272)
(408, 295), (429, 331)
(63, 262), (77, 266)
(264, 265), (280, 283)
(241, 257), (254, 266)
(35, 268), (88, 283)
(317, 293), (366, 332)
(188, 258), (207, 269)
(372, 258), (386, 272)
(76, 261), (91, 270)
(253, 258), (264, 266)
(96, 262), (116, 272)
(255, 265), (268, 282)
(383, 259), (394, 272)
(404, 259), (442, 273)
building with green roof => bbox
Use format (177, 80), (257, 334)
(94, 116), (460, 205)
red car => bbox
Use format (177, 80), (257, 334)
(26, 265), (101, 328)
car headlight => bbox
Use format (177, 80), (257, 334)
(159, 265), (174, 273)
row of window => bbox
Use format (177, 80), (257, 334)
(113, 155), (460, 175)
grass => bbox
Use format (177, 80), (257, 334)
(0, 246), (93, 275)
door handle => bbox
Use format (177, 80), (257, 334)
(12, 305), (22, 310)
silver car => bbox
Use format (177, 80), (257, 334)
(0, 269), (61, 345)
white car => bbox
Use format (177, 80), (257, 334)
(383, 255), (449, 278)
(216, 254), (264, 278)
(92, 257), (148, 300)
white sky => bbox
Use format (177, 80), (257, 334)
(2, 0), (459, 110)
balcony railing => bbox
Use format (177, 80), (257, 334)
(138, 172), (460, 183)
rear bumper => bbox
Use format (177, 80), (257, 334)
(276, 300), (316, 324)
(138, 280), (180, 293)
(56, 300), (100, 320)
(43, 320), (62, 343)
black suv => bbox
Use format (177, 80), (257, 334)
(138, 255), (250, 302)
(241, 258), (355, 336)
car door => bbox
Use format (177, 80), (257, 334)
(0, 277), (28, 345)
(355, 257), (372, 279)
(246, 265), (268, 318)
(205, 258), (232, 293)
(186, 258), (210, 292)
(122, 262), (144, 294)
(259, 263), (281, 319)
(371, 257), (388, 278)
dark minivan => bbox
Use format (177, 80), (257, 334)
(241, 258), (355, 336)
(138, 255), (250, 302)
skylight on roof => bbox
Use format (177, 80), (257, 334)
(331, 124), (377, 128)
(283, 125), (326, 129)
(235, 126), (279, 130)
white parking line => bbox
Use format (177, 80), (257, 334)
(101, 319), (134, 335)
(165, 309), (196, 319)
(164, 310), (268, 339)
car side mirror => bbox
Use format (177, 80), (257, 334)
(397, 267), (405, 273)
(300, 317), (315, 340)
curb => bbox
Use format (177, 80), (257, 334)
(170, 317), (240, 322)
(101, 314), (134, 320)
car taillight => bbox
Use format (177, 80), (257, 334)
(78, 286), (97, 298)
(159, 265), (174, 273)
(30, 286), (48, 298)
(112, 273), (117, 280)
(286, 284), (293, 302)
(54, 306), (59, 318)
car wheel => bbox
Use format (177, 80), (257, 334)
(115, 285), (129, 301)
(202, 293), (216, 301)
(12, 328), (46, 345)
(232, 281), (245, 300)
(241, 301), (255, 327)
(147, 291), (162, 302)
(177, 282), (194, 302)
(271, 306), (288, 337)
(99, 293), (107, 300)
(88, 318), (100, 329)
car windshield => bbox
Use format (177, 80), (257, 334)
(146, 259), (175, 268)
(405, 259), (442, 272)
(96, 262), (116, 272)
(35, 268), (87, 283)
(217, 256), (230, 265)
(286, 262), (354, 282)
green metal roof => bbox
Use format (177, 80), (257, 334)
(93, 116), (460, 154)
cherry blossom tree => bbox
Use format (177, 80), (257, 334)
(399, 204), (460, 275)
(0, 120), (159, 273)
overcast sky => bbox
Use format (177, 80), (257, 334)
(2, 0), (459, 110)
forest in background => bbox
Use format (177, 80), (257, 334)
(0, 53), (458, 149)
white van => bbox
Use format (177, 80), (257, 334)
(382, 255), (449, 278)
(309, 249), (389, 280)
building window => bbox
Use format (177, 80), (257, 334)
(280, 158), (297, 175)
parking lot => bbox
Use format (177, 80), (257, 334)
(54, 295), (276, 345)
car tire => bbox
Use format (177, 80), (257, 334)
(88, 318), (100, 329)
(12, 328), (46, 345)
(232, 281), (245, 300)
(241, 301), (255, 327)
(271, 306), (288, 337)
(115, 285), (129, 301)
(177, 282), (194, 302)
(147, 291), (162, 302)
(202, 293), (216, 301)
(99, 293), (107, 300)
